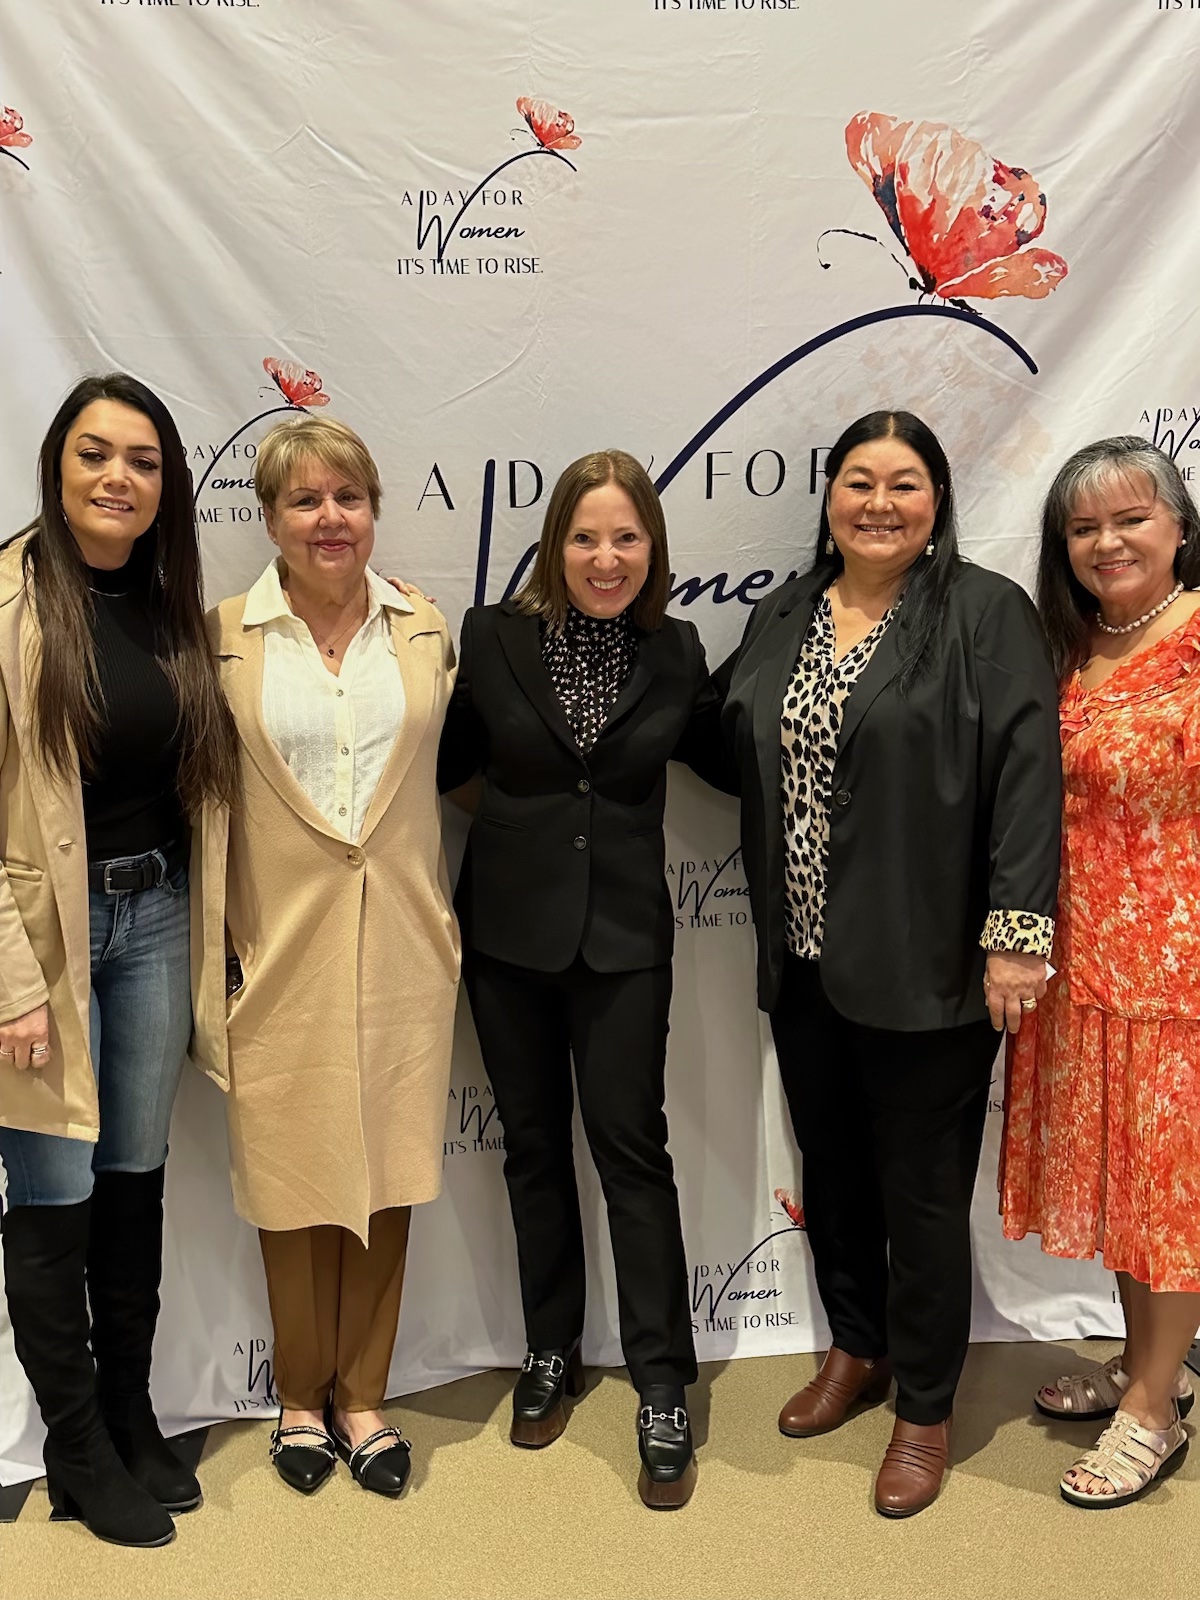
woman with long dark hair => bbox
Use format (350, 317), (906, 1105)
(1003, 437), (1200, 1509)
(0, 374), (238, 1547)
(710, 410), (1062, 1516)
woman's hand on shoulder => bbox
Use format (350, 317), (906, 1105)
(387, 577), (436, 603)
(0, 1002), (51, 1070)
(983, 951), (1047, 1034)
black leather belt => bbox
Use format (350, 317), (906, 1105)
(87, 843), (185, 895)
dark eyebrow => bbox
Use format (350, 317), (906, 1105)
(570, 524), (643, 535)
(843, 470), (927, 482)
(1070, 502), (1153, 522)
(77, 432), (161, 454)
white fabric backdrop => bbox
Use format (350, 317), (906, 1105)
(4, 0), (1193, 1483)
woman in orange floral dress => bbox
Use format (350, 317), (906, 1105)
(1002, 436), (1200, 1509)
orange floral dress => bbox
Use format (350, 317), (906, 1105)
(1001, 610), (1200, 1293)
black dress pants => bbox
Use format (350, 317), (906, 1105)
(770, 955), (997, 1425)
(463, 948), (698, 1391)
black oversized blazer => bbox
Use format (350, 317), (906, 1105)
(712, 562), (1062, 1030)
(438, 600), (719, 973)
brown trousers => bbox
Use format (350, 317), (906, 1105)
(259, 1206), (411, 1412)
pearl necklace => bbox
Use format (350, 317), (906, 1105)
(1096, 582), (1183, 636)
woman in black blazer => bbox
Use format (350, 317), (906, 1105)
(438, 449), (717, 1509)
(712, 411), (1062, 1517)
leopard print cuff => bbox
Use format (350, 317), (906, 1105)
(980, 909), (1054, 958)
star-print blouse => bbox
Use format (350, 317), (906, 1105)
(542, 605), (638, 754)
(780, 591), (1054, 961)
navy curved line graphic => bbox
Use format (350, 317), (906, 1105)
(418, 147), (577, 262)
(675, 846), (742, 918)
(691, 1225), (804, 1323)
(192, 405), (298, 507)
(653, 304), (1038, 495)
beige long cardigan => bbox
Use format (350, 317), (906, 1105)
(195, 591), (460, 1243)
(0, 533), (225, 1142)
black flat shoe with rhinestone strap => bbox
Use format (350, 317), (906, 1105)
(269, 1413), (336, 1495)
(326, 1404), (412, 1498)
(510, 1342), (586, 1448)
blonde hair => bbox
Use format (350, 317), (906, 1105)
(515, 449), (670, 631)
(254, 415), (383, 517)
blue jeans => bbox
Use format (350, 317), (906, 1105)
(0, 857), (192, 1208)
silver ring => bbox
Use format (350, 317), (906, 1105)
(0, 1046), (14, 1060)
(30, 1042), (49, 1057)
(1020, 998), (1038, 1012)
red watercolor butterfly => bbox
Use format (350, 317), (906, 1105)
(774, 1188), (806, 1231)
(262, 358), (330, 408)
(834, 111), (1068, 310)
(0, 106), (32, 168)
(517, 97), (583, 152)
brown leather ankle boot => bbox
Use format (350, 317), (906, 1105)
(778, 1348), (892, 1438)
(874, 1417), (951, 1517)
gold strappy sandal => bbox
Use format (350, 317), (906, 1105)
(1036, 1355), (1194, 1421)
(1059, 1409), (1188, 1509)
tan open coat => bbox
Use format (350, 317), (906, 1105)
(0, 533), (223, 1142)
(194, 591), (460, 1243)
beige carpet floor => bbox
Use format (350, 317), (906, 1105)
(3, 1340), (1197, 1600)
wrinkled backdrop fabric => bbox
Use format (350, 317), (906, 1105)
(1, 0), (1189, 1484)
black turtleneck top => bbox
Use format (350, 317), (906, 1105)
(82, 551), (185, 863)
(540, 604), (638, 754)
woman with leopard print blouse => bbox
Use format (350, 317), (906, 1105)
(710, 411), (1061, 1518)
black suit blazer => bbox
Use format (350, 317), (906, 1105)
(438, 601), (719, 973)
(713, 562), (1062, 1028)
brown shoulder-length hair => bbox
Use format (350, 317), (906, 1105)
(20, 372), (240, 810)
(514, 449), (670, 631)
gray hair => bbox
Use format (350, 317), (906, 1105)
(1036, 435), (1200, 680)
(1042, 435), (1200, 547)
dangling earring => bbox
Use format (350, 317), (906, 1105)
(824, 536), (834, 556)
(925, 538), (935, 557)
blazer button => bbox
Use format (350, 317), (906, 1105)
(576, 778), (591, 794)
(573, 835), (587, 850)
(833, 788), (852, 808)
(346, 848), (365, 867)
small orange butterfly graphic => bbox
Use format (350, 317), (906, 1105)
(836, 111), (1068, 310)
(774, 1188), (806, 1230)
(516, 97), (583, 152)
(262, 358), (330, 408)
(0, 105), (32, 170)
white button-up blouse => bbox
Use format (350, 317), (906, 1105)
(242, 559), (412, 843)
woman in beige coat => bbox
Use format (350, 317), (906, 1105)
(0, 373), (238, 1550)
(197, 414), (458, 1500)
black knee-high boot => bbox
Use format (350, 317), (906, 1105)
(1, 1200), (175, 1548)
(87, 1166), (202, 1511)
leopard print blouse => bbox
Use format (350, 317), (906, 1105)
(780, 594), (892, 958)
(779, 591), (1054, 961)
